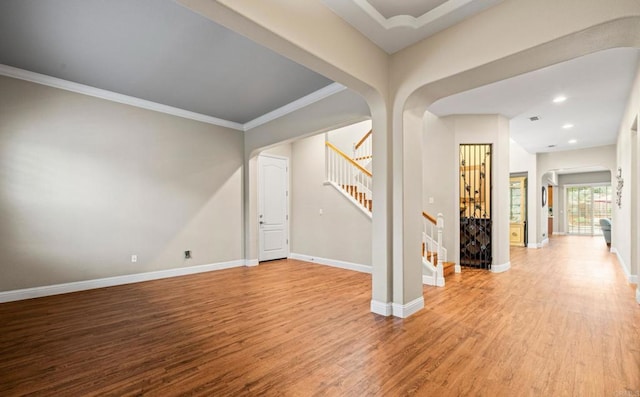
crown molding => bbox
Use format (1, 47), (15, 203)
(242, 82), (346, 131)
(0, 64), (244, 130)
(354, 0), (475, 30)
(0, 64), (345, 132)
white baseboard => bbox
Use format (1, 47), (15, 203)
(392, 296), (425, 318)
(527, 238), (549, 249)
(422, 275), (445, 287)
(454, 264), (461, 273)
(371, 297), (425, 318)
(0, 259), (245, 303)
(491, 261), (511, 273)
(245, 259), (259, 267)
(610, 247), (636, 283)
(289, 253), (371, 274)
(422, 275), (435, 286)
(371, 300), (392, 316)
(636, 287), (640, 304)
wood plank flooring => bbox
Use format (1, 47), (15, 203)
(0, 235), (638, 396)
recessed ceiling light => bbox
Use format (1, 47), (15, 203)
(529, 116), (540, 121)
(548, 144), (556, 148)
(568, 139), (577, 144)
(553, 96), (567, 103)
(562, 123), (574, 129)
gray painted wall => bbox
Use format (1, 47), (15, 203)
(0, 76), (244, 291)
(422, 112), (456, 255)
(290, 133), (372, 266)
(327, 120), (372, 154)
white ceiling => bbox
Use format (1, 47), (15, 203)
(322, 1), (640, 157)
(321, 0), (503, 53)
(367, 0), (449, 18)
(0, 0), (333, 125)
(429, 48), (640, 154)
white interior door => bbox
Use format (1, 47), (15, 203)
(258, 155), (289, 261)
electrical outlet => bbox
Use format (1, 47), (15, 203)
(131, 254), (137, 263)
(184, 250), (191, 259)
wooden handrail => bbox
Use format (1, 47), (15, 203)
(422, 211), (436, 225)
(326, 141), (372, 177)
(354, 129), (372, 149)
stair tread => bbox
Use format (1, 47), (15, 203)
(443, 261), (456, 277)
(339, 184), (372, 212)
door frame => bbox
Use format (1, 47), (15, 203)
(257, 153), (290, 262)
(564, 182), (612, 236)
(459, 143), (493, 270)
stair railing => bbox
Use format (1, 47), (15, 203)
(326, 141), (372, 214)
(353, 129), (372, 165)
(423, 211), (446, 286)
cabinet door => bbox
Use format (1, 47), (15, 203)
(510, 224), (523, 245)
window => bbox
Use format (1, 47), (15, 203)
(566, 185), (612, 235)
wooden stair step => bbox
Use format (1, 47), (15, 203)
(443, 262), (455, 277)
(340, 184), (371, 212)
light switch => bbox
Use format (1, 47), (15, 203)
(428, 197), (434, 204)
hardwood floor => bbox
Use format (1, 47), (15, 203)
(1, 235), (638, 396)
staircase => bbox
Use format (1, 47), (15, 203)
(325, 138), (372, 216)
(353, 129), (372, 165)
(422, 249), (455, 277)
(325, 129), (456, 286)
(420, 212), (456, 286)
(342, 183), (372, 212)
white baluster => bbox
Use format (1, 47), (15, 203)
(423, 217), (427, 262)
(437, 213), (444, 286)
(330, 150), (334, 183)
(327, 148), (331, 182)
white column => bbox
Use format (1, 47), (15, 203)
(370, 106), (393, 316)
(388, 105), (425, 318)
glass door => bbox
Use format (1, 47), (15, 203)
(509, 176), (526, 246)
(566, 185), (612, 235)
(510, 179), (523, 223)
